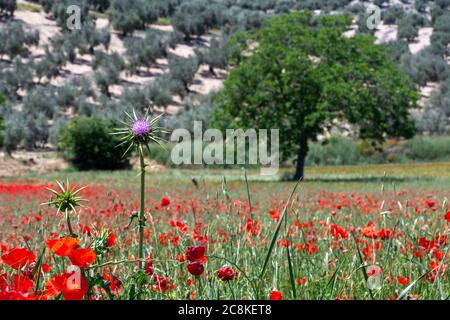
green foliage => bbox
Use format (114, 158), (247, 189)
(384, 40), (410, 63)
(35, 45), (65, 82)
(303, 135), (450, 166)
(0, 59), (35, 99)
(306, 136), (366, 166)
(212, 11), (418, 178)
(357, 11), (375, 35)
(382, 5), (404, 24)
(171, 0), (225, 39)
(0, 94), (4, 148)
(166, 92), (216, 133)
(194, 34), (230, 75)
(397, 15), (419, 42)
(400, 49), (450, 86)
(404, 136), (450, 161)
(93, 51), (125, 97)
(124, 29), (170, 75)
(0, 0), (16, 17)
(167, 55), (199, 97)
(58, 117), (131, 170)
(51, 0), (91, 31)
(0, 21), (40, 60)
(148, 77), (173, 109)
(88, 0), (110, 12)
(109, 0), (158, 36)
(416, 78), (450, 134)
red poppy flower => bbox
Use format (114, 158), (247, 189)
(0, 274), (33, 294)
(360, 222), (378, 239)
(44, 272), (87, 300)
(187, 262), (204, 276)
(445, 211), (450, 222)
(186, 245), (206, 262)
(177, 253), (185, 263)
(46, 238), (79, 257)
(41, 264), (51, 273)
(433, 249), (444, 261)
(246, 218), (260, 236)
(268, 210), (280, 222)
(144, 261), (153, 276)
(269, 290), (282, 300)
(217, 265), (234, 281)
(106, 232), (115, 248)
(161, 197), (170, 207)
(0, 244), (8, 253)
(68, 248), (96, 268)
(152, 275), (175, 291)
(397, 276), (410, 286)
(102, 273), (122, 293)
(1, 248), (35, 270)
(0, 290), (36, 300)
(330, 224), (348, 239)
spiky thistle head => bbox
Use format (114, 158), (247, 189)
(42, 180), (87, 214)
(112, 109), (168, 158)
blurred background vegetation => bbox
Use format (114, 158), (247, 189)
(0, 0), (449, 174)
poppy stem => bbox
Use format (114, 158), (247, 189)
(227, 280), (236, 300)
(138, 150), (146, 270)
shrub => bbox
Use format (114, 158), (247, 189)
(58, 117), (131, 170)
(404, 136), (450, 161)
(305, 136), (367, 166)
(382, 5), (404, 25)
(416, 78), (450, 134)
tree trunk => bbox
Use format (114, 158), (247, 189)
(209, 65), (216, 77)
(293, 133), (308, 181)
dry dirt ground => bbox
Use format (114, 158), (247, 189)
(0, 151), (168, 177)
(0, 151), (68, 177)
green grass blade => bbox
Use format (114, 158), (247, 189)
(260, 178), (302, 278)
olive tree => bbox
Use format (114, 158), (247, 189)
(0, 0), (16, 18)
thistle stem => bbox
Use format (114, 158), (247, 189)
(65, 209), (75, 237)
(138, 151), (146, 270)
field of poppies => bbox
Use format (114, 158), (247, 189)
(1, 162), (450, 300)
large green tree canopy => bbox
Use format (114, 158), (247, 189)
(212, 11), (419, 179)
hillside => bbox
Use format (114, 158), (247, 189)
(0, 0), (449, 154)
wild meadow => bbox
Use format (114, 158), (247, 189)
(1, 0), (450, 302)
(1, 162), (449, 300)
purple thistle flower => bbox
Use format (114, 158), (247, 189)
(131, 119), (151, 137)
